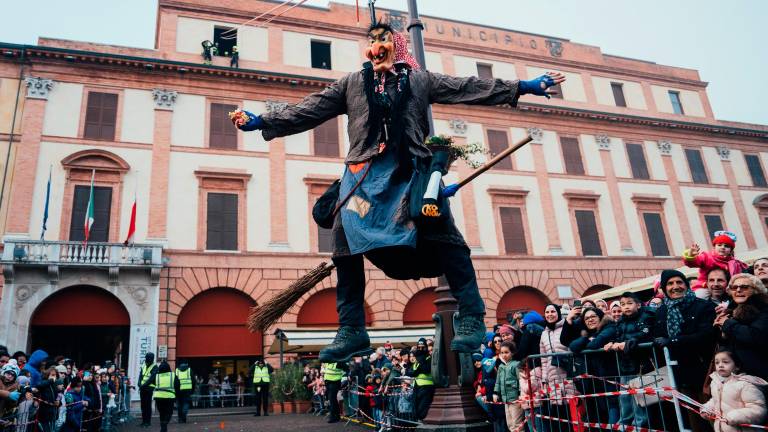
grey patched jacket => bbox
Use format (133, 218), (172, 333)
(261, 69), (521, 164)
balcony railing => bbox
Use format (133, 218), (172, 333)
(1, 239), (163, 267)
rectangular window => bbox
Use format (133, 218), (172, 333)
(212, 26), (237, 57)
(642, 212), (669, 256)
(745, 154), (767, 187)
(560, 137), (585, 175)
(499, 207), (527, 254)
(318, 226), (333, 253)
(669, 90), (684, 114)
(704, 214), (724, 238)
(487, 130), (512, 170)
(684, 148), (709, 184)
(311, 40), (332, 70)
(210, 103), (238, 149)
(477, 63), (493, 80)
(575, 209), (602, 256)
(549, 82), (564, 99)
(611, 82), (627, 107)
(69, 185), (112, 242)
(626, 143), (650, 180)
(84, 92), (118, 140)
(313, 119), (339, 157)
(207, 193), (238, 250)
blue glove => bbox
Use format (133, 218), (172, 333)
(232, 110), (265, 131)
(8, 391), (20, 402)
(518, 74), (556, 99)
(440, 183), (459, 198)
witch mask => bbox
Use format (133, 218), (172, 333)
(365, 25), (396, 73)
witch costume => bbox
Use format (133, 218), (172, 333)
(232, 23), (561, 362)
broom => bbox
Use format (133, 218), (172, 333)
(247, 261), (336, 332)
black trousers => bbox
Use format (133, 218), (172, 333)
(140, 388), (154, 425)
(176, 391), (190, 423)
(414, 385), (435, 420)
(326, 380), (341, 420)
(254, 384), (269, 415)
(334, 241), (485, 327)
(155, 398), (174, 432)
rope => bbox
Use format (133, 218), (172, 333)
(219, 0), (310, 40)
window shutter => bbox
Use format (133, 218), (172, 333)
(69, 185), (111, 242)
(487, 130), (512, 170)
(745, 154), (767, 187)
(684, 149), (709, 184)
(210, 103), (238, 149)
(704, 214), (724, 238)
(313, 119), (339, 157)
(318, 226), (333, 252)
(642, 212), (669, 256)
(549, 82), (564, 99)
(560, 137), (585, 175)
(611, 82), (627, 107)
(499, 207), (527, 254)
(477, 63), (493, 80)
(626, 143), (650, 180)
(575, 209), (602, 256)
(207, 193), (238, 250)
(84, 92), (117, 140)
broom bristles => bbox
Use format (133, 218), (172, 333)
(247, 261), (335, 332)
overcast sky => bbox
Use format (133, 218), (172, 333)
(1, 0), (765, 125)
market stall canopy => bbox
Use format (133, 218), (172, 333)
(269, 327), (436, 354)
(582, 247), (768, 301)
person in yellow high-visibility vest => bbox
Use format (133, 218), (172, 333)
(174, 360), (194, 423)
(406, 342), (434, 420)
(322, 362), (346, 423)
(152, 362), (178, 432)
(138, 352), (158, 428)
(252, 358), (273, 417)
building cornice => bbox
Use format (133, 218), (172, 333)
(1, 43), (766, 141)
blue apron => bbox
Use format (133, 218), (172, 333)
(339, 149), (417, 255)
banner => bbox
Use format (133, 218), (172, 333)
(128, 324), (156, 401)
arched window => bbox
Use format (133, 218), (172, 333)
(402, 288), (437, 326)
(582, 284), (612, 298)
(496, 286), (550, 324)
(296, 288), (373, 327)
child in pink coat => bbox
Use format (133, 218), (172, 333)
(683, 231), (747, 294)
(701, 350), (767, 432)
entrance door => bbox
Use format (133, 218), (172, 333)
(29, 286), (130, 367)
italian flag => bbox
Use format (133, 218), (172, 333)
(83, 170), (95, 244)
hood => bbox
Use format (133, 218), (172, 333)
(523, 311), (544, 326)
(709, 371), (768, 387)
(26, 349), (48, 368)
(485, 331), (496, 343)
(177, 364), (189, 372)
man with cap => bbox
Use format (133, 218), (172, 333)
(653, 269), (715, 432)
(174, 359), (194, 423)
(138, 352), (158, 428)
(252, 358), (273, 417)
(322, 361), (347, 423)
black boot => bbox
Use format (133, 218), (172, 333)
(450, 314), (486, 352)
(319, 326), (372, 362)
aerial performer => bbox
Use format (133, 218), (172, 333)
(232, 22), (565, 363)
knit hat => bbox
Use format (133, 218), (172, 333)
(55, 365), (67, 374)
(712, 230), (737, 249)
(498, 324), (515, 337)
(1, 362), (20, 379)
(522, 311), (544, 326)
(609, 300), (621, 310)
(659, 269), (690, 295)
(471, 353), (483, 362)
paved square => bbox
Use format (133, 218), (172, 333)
(119, 414), (370, 432)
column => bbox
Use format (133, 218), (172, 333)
(5, 77), (54, 237)
(147, 89), (177, 241)
(529, 128), (563, 255)
(449, 128), (481, 250)
(596, 134), (634, 254)
(658, 141), (694, 243)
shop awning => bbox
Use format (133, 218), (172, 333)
(582, 247), (768, 301)
(269, 326), (436, 354)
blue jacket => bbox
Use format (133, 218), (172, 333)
(63, 389), (90, 432)
(23, 349), (48, 387)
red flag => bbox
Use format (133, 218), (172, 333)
(124, 198), (136, 246)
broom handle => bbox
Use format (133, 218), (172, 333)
(456, 135), (533, 189)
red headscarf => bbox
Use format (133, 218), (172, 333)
(392, 31), (421, 71)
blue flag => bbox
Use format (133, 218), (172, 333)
(40, 166), (51, 240)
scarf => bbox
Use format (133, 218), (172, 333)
(664, 289), (696, 338)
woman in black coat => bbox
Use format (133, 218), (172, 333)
(714, 273), (768, 380)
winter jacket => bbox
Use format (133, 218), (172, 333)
(0, 379), (19, 420)
(602, 307), (656, 374)
(538, 319), (577, 402)
(559, 318), (585, 348)
(702, 372), (768, 432)
(36, 378), (61, 422)
(683, 249), (748, 291)
(22, 349), (48, 387)
(569, 316), (619, 381)
(493, 359), (521, 403)
(720, 295), (768, 380)
(654, 296), (716, 390)
(514, 312), (545, 363)
(62, 389), (89, 432)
